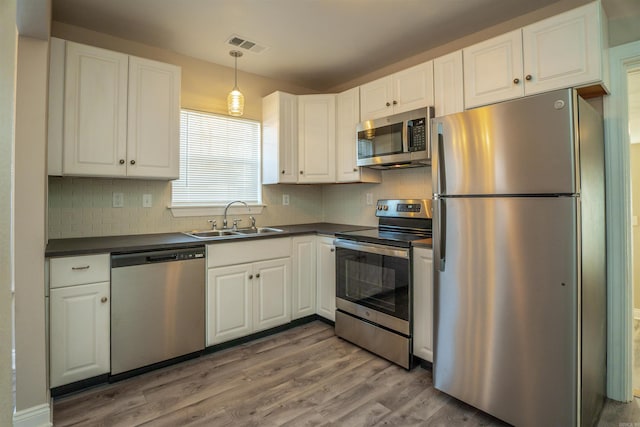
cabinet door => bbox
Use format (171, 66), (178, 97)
(463, 30), (524, 109)
(523, 2), (602, 95)
(262, 91), (298, 184)
(206, 264), (252, 345)
(298, 95), (336, 183)
(360, 76), (393, 121)
(393, 61), (434, 114)
(291, 236), (317, 320)
(434, 51), (464, 116)
(127, 56), (181, 179)
(412, 247), (433, 362)
(316, 236), (336, 321)
(63, 42), (128, 177)
(50, 282), (110, 387)
(253, 258), (291, 332)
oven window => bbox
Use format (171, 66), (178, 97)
(357, 122), (403, 158)
(336, 248), (409, 320)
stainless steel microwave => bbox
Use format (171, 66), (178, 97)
(356, 107), (434, 169)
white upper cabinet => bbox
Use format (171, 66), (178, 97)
(463, 30), (525, 109)
(464, 2), (607, 109)
(360, 61), (434, 121)
(126, 56), (180, 179)
(262, 91), (298, 184)
(49, 38), (181, 180)
(433, 50), (464, 116)
(298, 94), (336, 183)
(62, 41), (129, 177)
(522, 2), (606, 96)
(335, 87), (381, 183)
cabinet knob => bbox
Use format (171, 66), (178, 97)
(130, 160), (136, 165)
(353, 168), (358, 172)
(281, 170), (285, 174)
(256, 273), (260, 278)
(101, 297), (108, 303)
(249, 274), (253, 279)
(392, 100), (397, 105)
(330, 248), (335, 252)
(513, 78), (520, 84)
(525, 74), (532, 81)
(119, 159), (125, 165)
(300, 171), (303, 175)
(386, 102), (391, 107)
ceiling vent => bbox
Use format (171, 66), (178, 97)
(226, 35), (268, 54)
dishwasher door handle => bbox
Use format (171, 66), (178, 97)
(146, 254), (178, 263)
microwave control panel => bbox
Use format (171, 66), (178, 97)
(408, 118), (427, 152)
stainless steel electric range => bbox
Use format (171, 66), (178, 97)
(333, 199), (432, 369)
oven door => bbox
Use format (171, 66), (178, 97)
(334, 239), (410, 332)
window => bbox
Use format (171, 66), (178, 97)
(171, 109), (261, 208)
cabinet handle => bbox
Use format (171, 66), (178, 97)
(71, 265), (90, 271)
(330, 248), (335, 252)
(249, 274), (253, 279)
(130, 160), (136, 165)
(386, 102), (391, 107)
(513, 78), (520, 84)
(281, 170), (285, 174)
(256, 273), (260, 278)
(392, 100), (397, 105)
(101, 297), (108, 303)
(119, 159), (125, 165)
(525, 74), (532, 81)
(353, 168), (358, 172)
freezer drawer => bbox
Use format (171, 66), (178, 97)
(433, 196), (579, 426)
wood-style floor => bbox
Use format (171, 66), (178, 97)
(53, 321), (640, 427)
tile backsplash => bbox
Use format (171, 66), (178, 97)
(48, 177), (323, 238)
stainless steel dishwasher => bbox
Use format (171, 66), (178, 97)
(110, 246), (205, 376)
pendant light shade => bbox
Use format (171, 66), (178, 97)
(228, 50), (244, 116)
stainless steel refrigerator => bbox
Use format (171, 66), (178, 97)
(431, 89), (606, 427)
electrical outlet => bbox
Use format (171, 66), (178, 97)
(366, 193), (373, 205)
(142, 194), (153, 208)
(112, 192), (124, 208)
(282, 194), (290, 205)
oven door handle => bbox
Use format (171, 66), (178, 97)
(333, 239), (410, 259)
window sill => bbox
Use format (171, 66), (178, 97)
(169, 204), (265, 218)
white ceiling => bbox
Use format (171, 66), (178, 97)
(52, 0), (639, 91)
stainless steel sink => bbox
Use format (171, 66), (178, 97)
(183, 227), (284, 239)
(233, 227), (284, 235)
(183, 230), (240, 239)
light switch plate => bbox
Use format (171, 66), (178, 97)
(143, 194), (152, 208)
(282, 194), (290, 205)
(112, 192), (124, 208)
(366, 193), (373, 205)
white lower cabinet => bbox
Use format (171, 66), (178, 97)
(316, 236), (336, 321)
(412, 247), (433, 362)
(206, 238), (291, 346)
(50, 281), (110, 387)
(291, 235), (317, 319)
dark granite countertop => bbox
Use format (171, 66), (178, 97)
(45, 222), (373, 257)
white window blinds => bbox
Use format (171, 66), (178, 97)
(172, 110), (261, 205)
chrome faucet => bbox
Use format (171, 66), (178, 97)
(223, 200), (250, 229)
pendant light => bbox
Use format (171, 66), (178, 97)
(227, 50), (245, 116)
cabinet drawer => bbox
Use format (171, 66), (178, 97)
(50, 254), (110, 288)
(207, 237), (291, 268)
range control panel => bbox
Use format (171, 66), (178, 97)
(375, 199), (432, 219)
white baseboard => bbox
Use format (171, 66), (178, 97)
(635, 308), (640, 320)
(13, 403), (52, 427)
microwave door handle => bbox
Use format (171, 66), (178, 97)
(402, 120), (409, 153)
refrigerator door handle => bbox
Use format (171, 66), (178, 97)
(438, 198), (446, 272)
(437, 123), (446, 195)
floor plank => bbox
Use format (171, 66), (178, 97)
(52, 320), (640, 427)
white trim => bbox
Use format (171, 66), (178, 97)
(169, 204), (265, 218)
(13, 403), (52, 427)
(635, 308), (640, 320)
(604, 39), (640, 403)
